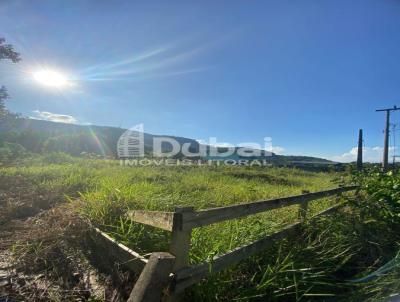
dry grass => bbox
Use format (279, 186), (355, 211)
(0, 202), (137, 301)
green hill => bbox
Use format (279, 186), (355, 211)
(0, 118), (335, 167)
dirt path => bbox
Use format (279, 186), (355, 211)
(0, 181), (128, 301)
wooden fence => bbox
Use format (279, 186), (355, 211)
(93, 185), (358, 301)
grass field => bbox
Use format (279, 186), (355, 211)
(11, 155), (400, 301)
(0, 156), (342, 260)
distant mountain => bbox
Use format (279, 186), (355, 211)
(1, 118), (201, 157)
(0, 118), (335, 166)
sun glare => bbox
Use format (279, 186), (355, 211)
(33, 69), (69, 88)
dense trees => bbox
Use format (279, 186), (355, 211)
(0, 37), (24, 162)
(0, 125), (116, 158)
(0, 38), (20, 63)
(0, 37), (20, 122)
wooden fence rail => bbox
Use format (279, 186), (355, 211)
(127, 186), (358, 232)
(127, 210), (175, 231)
(179, 186), (357, 229)
(173, 201), (347, 293)
(95, 185), (358, 301)
(91, 227), (148, 272)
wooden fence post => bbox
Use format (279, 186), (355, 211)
(169, 207), (194, 270)
(128, 252), (175, 302)
(169, 207), (194, 300)
(298, 190), (310, 221)
(337, 185), (344, 203)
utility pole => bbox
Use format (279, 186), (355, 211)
(393, 124), (397, 165)
(357, 129), (363, 171)
(376, 106), (400, 171)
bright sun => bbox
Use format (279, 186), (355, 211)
(33, 69), (69, 88)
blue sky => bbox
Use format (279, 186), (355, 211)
(1, 0), (400, 162)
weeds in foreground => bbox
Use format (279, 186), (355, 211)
(189, 169), (400, 301)
(4, 157), (400, 301)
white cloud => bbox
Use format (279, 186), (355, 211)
(196, 139), (235, 148)
(32, 110), (78, 124)
(331, 146), (395, 163)
(264, 145), (286, 154)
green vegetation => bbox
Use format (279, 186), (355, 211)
(0, 141), (27, 162)
(0, 155), (339, 257)
(1, 117), (336, 169)
(187, 168), (400, 301)
(2, 154), (400, 301)
(0, 37), (20, 125)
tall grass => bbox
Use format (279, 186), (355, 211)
(4, 157), (400, 301)
(3, 156), (360, 300)
(1, 158), (340, 255)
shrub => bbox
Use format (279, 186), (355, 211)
(41, 152), (78, 164)
(0, 141), (27, 162)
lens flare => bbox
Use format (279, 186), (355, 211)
(33, 69), (69, 88)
